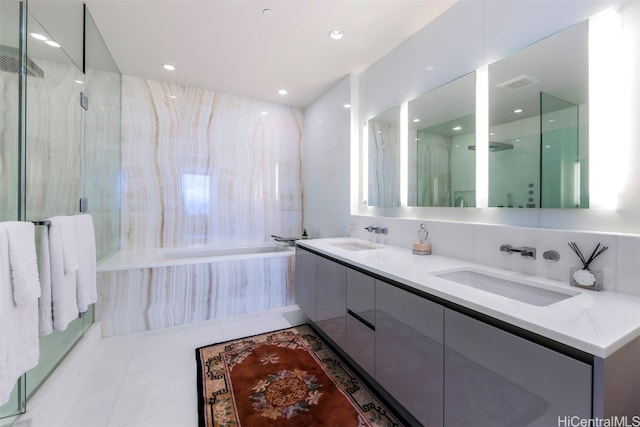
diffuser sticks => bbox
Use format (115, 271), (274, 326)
(567, 242), (608, 290)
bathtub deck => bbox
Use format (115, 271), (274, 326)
(98, 245), (294, 272)
(96, 247), (295, 336)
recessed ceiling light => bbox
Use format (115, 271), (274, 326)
(45, 40), (60, 48)
(452, 126), (462, 131)
(74, 79), (84, 84)
(162, 63), (176, 71)
(548, 119), (556, 123)
(425, 65), (435, 72)
(455, 144), (460, 148)
(414, 138), (420, 141)
(329, 29), (343, 40)
(278, 89), (288, 95)
(261, 111), (268, 115)
(343, 104), (351, 109)
(262, 8), (273, 16)
(169, 95), (177, 99)
(30, 32), (47, 41)
(489, 132), (495, 136)
(413, 118), (420, 123)
(514, 108), (523, 113)
(545, 145), (552, 148)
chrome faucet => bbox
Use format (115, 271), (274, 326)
(500, 244), (536, 259)
(365, 226), (388, 234)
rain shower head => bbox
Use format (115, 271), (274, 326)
(0, 45), (44, 78)
(468, 141), (514, 152)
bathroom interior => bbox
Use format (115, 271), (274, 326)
(1, 0), (639, 425)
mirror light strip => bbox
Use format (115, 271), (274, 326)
(350, 74), (361, 213)
(589, 7), (628, 210)
(399, 102), (408, 207)
(475, 65), (489, 208)
(362, 121), (369, 207)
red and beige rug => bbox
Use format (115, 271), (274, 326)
(195, 324), (403, 426)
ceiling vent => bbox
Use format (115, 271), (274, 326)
(496, 74), (541, 91)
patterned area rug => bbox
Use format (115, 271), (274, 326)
(195, 324), (403, 426)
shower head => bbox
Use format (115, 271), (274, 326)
(0, 44), (44, 78)
(467, 141), (514, 152)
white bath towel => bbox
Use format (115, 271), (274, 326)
(1, 221), (41, 306)
(38, 223), (54, 335)
(47, 217), (79, 331)
(74, 214), (97, 313)
(0, 226), (40, 405)
(52, 215), (79, 274)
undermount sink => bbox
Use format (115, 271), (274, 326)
(436, 270), (578, 306)
(330, 241), (381, 251)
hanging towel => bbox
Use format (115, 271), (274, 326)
(1, 221), (41, 306)
(46, 217), (79, 332)
(0, 226), (40, 405)
(56, 215), (80, 274)
(74, 214), (97, 313)
(38, 223), (54, 335)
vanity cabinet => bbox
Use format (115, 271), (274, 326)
(315, 256), (347, 348)
(294, 247), (597, 426)
(444, 308), (592, 427)
(294, 248), (317, 321)
(375, 281), (445, 426)
(345, 269), (376, 376)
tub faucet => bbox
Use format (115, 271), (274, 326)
(500, 244), (536, 259)
(271, 234), (298, 246)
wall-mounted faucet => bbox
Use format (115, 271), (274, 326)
(500, 244), (536, 259)
(365, 226), (388, 235)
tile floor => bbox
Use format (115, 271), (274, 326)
(31, 306), (307, 427)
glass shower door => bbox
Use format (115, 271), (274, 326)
(22, 11), (88, 402)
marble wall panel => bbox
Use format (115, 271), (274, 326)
(96, 256), (295, 336)
(121, 76), (303, 249)
(21, 54), (121, 262)
(84, 68), (121, 261)
(25, 58), (84, 221)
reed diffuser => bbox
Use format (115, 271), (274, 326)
(567, 242), (608, 290)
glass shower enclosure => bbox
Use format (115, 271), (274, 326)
(0, 2), (121, 422)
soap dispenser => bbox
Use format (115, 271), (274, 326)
(412, 224), (431, 255)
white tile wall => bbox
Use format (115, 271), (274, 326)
(301, 0), (640, 300)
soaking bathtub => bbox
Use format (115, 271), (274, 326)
(96, 244), (296, 336)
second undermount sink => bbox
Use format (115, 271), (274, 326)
(329, 241), (381, 251)
(436, 270), (578, 306)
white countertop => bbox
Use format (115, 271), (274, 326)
(297, 237), (640, 358)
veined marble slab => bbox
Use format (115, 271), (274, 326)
(96, 255), (294, 336)
(120, 76), (303, 249)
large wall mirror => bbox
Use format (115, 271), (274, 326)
(488, 21), (589, 209)
(367, 106), (401, 207)
(408, 72), (476, 207)
(364, 19), (590, 210)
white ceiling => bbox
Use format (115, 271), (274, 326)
(84, 0), (456, 108)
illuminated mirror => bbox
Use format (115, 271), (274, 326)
(488, 21), (588, 208)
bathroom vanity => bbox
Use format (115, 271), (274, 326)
(295, 238), (640, 426)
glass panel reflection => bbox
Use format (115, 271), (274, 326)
(408, 72), (476, 207)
